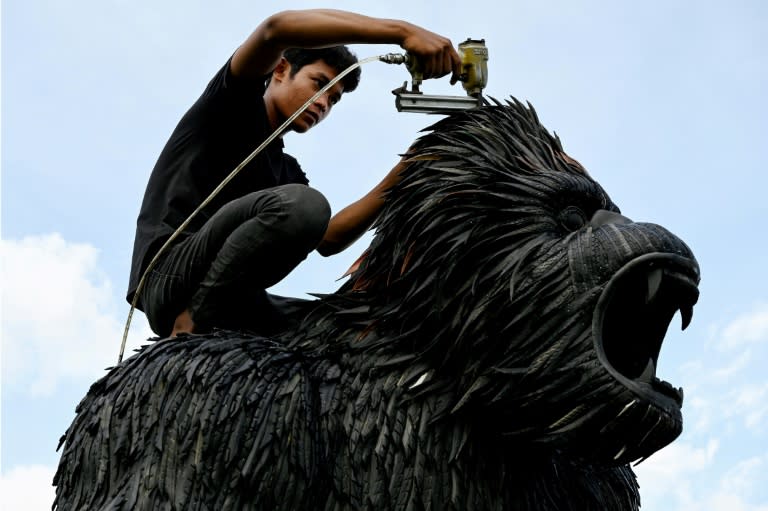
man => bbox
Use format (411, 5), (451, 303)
(127, 9), (461, 337)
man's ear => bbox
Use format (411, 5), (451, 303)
(271, 57), (291, 83)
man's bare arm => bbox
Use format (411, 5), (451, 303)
(231, 9), (460, 81)
(316, 158), (408, 257)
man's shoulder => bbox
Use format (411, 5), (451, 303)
(201, 57), (266, 100)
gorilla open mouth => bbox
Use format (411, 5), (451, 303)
(593, 253), (700, 410)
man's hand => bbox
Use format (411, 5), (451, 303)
(400, 24), (461, 84)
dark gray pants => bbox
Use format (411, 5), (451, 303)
(142, 184), (331, 336)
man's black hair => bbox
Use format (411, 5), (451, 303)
(283, 46), (361, 93)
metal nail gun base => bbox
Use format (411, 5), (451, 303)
(394, 91), (481, 114)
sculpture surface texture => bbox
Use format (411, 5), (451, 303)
(54, 99), (700, 510)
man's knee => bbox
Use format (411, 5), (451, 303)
(278, 185), (331, 244)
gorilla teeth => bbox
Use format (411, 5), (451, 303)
(680, 304), (693, 331)
(616, 399), (638, 419)
(645, 268), (663, 304)
(409, 372), (430, 389)
(638, 359), (656, 382)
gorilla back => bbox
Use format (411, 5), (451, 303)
(54, 99), (700, 510)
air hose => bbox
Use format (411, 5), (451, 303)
(118, 53), (390, 363)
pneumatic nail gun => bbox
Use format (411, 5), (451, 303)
(380, 38), (489, 114)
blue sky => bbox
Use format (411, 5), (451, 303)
(2, 1), (766, 509)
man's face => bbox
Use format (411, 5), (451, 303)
(267, 58), (345, 134)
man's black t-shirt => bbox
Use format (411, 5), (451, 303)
(127, 59), (308, 304)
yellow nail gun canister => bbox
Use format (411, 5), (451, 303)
(458, 39), (489, 97)
(381, 38), (489, 114)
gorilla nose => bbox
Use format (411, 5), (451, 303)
(590, 209), (632, 227)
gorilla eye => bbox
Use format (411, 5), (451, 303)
(558, 206), (588, 232)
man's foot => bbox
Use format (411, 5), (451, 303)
(171, 309), (196, 337)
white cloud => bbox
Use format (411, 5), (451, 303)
(711, 348), (752, 382)
(0, 464), (56, 511)
(720, 303), (768, 350)
(677, 300), (768, 434)
(693, 460), (768, 511)
(704, 494), (768, 511)
(634, 301), (768, 510)
(636, 443), (768, 511)
(720, 455), (768, 500)
(725, 382), (768, 432)
(635, 439), (718, 504)
(1, 234), (152, 395)
(706, 304), (768, 433)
